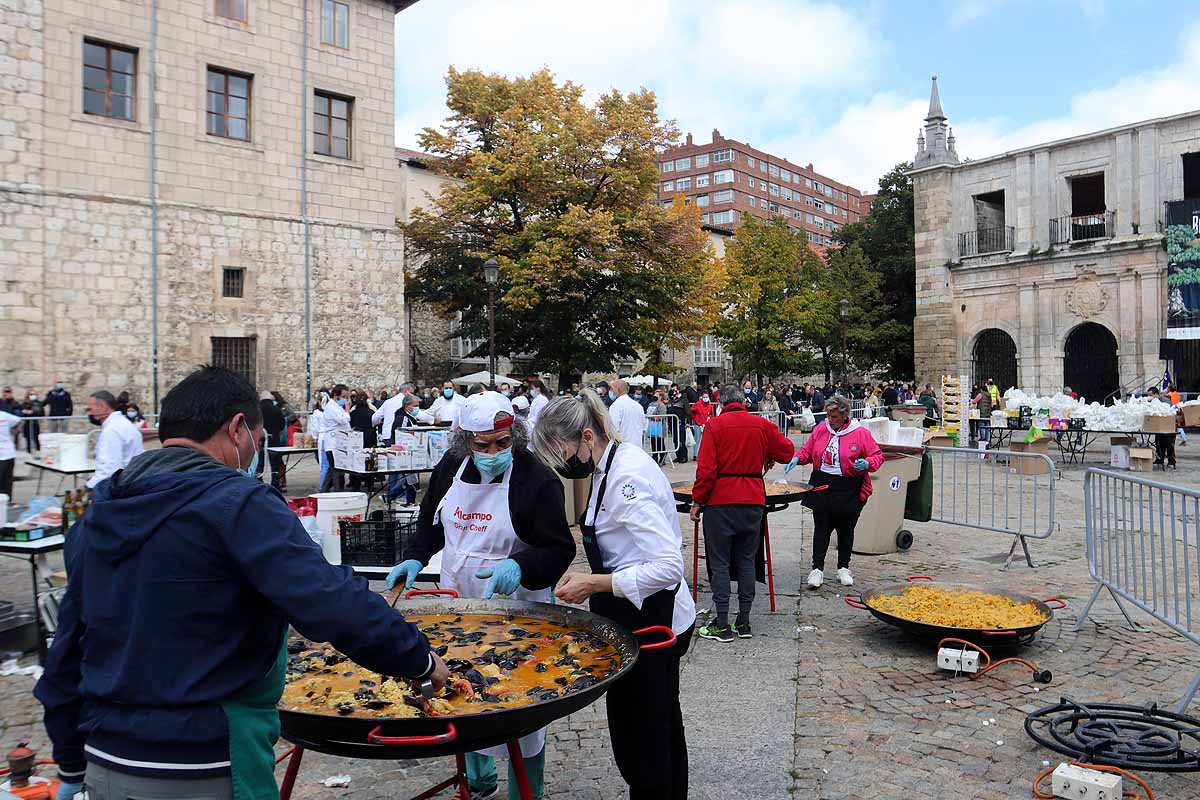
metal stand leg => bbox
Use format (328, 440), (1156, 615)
(1074, 583), (1149, 633)
(1074, 583), (1105, 632)
(691, 519), (701, 603)
(764, 519), (776, 613)
(412, 752), (470, 800)
(507, 740), (533, 800)
(1002, 535), (1035, 570)
(1177, 669), (1200, 714)
(278, 745), (304, 800)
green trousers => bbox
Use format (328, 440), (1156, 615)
(464, 748), (545, 800)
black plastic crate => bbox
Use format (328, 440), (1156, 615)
(339, 518), (416, 567)
(1006, 417), (1029, 430)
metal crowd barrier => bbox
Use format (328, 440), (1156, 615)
(925, 444), (1057, 570)
(1075, 468), (1200, 712)
(642, 413), (680, 465)
(750, 410), (788, 433)
(16, 414), (160, 437)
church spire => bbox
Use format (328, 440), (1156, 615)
(914, 75), (958, 168)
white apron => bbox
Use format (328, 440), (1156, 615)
(434, 458), (550, 759)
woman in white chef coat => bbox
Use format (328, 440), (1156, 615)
(319, 383), (351, 492)
(387, 391), (575, 800)
(533, 391), (696, 800)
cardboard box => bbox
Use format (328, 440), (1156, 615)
(1142, 414), (1177, 434)
(1110, 436), (1133, 469)
(350, 450), (368, 472)
(1129, 447), (1156, 472)
(925, 433), (956, 449)
(1181, 405), (1200, 428)
(1009, 438), (1051, 475)
(332, 448), (351, 470)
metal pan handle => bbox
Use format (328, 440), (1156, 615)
(843, 597), (868, 609)
(404, 589), (460, 600)
(1042, 597), (1067, 610)
(367, 722), (457, 747)
(905, 575), (933, 582)
(632, 625), (677, 651)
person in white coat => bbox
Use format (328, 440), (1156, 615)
(429, 380), (468, 429)
(319, 384), (351, 492)
(527, 380), (550, 429)
(387, 392), (575, 800)
(606, 379), (646, 450)
(533, 390), (696, 800)
(86, 391), (144, 489)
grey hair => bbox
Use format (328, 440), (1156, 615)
(824, 394), (852, 416)
(403, 393), (421, 409)
(448, 412), (528, 457)
(89, 390), (117, 409)
(718, 384), (743, 406)
(532, 390), (619, 470)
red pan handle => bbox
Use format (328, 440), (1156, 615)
(980, 629), (1017, 636)
(1042, 597), (1067, 610)
(367, 723), (457, 747)
(843, 597), (867, 609)
(633, 625), (677, 651)
(404, 589), (459, 600)
(905, 575), (933, 582)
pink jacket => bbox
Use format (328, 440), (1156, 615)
(793, 420), (884, 502)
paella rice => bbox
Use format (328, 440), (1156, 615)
(870, 585), (1047, 629)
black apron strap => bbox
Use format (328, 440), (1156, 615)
(580, 443), (621, 574)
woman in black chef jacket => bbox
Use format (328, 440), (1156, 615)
(533, 391), (697, 800)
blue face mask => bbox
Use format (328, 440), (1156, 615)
(239, 420), (259, 478)
(336, 398), (346, 407)
(531, 388), (539, 398)
(443, 388), (454, 399)
(608, 390), (616, 401)
(126, 410), (138, 419)
(55, 383), (64, 390)
(473, 447), (513, 479)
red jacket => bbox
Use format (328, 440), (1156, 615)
(793, 419), (884, 502)
(690, 400), (712, 426)
(692, 403), (795, 507)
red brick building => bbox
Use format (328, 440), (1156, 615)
(656, 129), (865, 247)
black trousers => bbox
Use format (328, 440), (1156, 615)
(0, 458), (13, 497)
(320, 451), (344, 492)
(1154, 433), (1177, 466)
(606, 625), (693, 800)
(703, 504), (764, 621)
(811, 498), (863, 571)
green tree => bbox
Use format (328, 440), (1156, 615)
(806, 243), (909, 383)
(403, 68), (716, 385)
(713, 215), (822, 385)
(835, 162), (915, 376)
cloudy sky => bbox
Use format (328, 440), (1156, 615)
(394, 0), (1200, 193)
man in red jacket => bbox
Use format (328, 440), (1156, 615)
(689, 385), (795, 642)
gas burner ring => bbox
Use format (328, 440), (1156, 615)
(1025, 698), (1200, 772)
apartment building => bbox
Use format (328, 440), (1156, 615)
(1, 0), (416, 405)
(910, 77), (1200, 397)
(656, 130), (865, 247)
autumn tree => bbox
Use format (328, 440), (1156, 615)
(713, 215), (823, 386)
(834, 163), (916, 376)
(403, 68), (718, 385)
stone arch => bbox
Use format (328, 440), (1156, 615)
(971, 328), (1018, 393)
(1063, 321), (1119, 403)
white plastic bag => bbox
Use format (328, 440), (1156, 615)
(800, 407), (816, 432)
(685, 426), (695, 449)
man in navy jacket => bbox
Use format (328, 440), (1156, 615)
(35, 366), (447, 800)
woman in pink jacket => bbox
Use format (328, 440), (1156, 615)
(784, 394), (883, 589)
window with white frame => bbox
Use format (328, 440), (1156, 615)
(747, 156), (756, 168)
(712, 209), (735, 224)
(768, 163), (779, 177)
(769, 183), (779, 196)
(712, 189), (734, 203)
(806, 213), (814, 223)
(662, 180), (674, 192)
(747, 176), (755, 188)
(814, 199), (824, 210)
(747, 195), (756, 208)
(782, 187), (792, 200)
(781, 168), (791, 182)
(696, 173), (710, 187)
(825, 186), (834, 197)
(804, 196), (814, 206)
(712, 148), (732, 163)
(676, 176), (691, 190)
(700, 213), (710, 222)
(814, 180), (823, 191)
(805, 177), (812, 187)
(696, 194), (709, 207)
(768, 201), (778, 213)
(713, 169), (734, 184)
(675, 157), (691, 170)
(759, 160), (766, 172)
(842, 208), (847, 218)
(661, 161), (673, 172)
(695, 153), (709, 167)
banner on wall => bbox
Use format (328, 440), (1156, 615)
(1166, 200), (1200, 338)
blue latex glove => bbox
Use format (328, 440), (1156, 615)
(386, 559), (424, 590)
(853, 458), (869, 472)
(56, 782), (83, 800)
(783, 456), (800, 474)
(475, 559), (522, 598)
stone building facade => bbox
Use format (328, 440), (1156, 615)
(1, 0), (415, 408)
(910, 77), (1200, 399)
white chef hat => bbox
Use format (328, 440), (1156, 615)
(459, 391), (516, 433)
(511, 395), (531, 412)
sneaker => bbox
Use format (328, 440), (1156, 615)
(837, 568), (854, 587)
(734, 622), (753, 639)
(452, 787), (498, 800)
(806, 569), (824, 589)
(697, 623), (735, 643)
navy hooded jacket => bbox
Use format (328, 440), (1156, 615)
(34, 446), (432, 780)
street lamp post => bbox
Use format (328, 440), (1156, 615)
(484, 258), (499, 390)
(838, 298), (851, 382)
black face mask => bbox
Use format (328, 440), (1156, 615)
(555, 451), (595, 480)
(88, 414), (103, 426)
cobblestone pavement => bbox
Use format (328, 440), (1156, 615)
(3, 444), (1200, 798)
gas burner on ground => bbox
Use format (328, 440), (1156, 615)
(1025, 698), (1200, 772)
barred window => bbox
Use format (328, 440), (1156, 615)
(211, 337), (256, 385)
(222, 267), (245, 298)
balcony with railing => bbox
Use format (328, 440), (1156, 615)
(1049, 211), (1115, 245)
(958, 225), (1014, 258)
